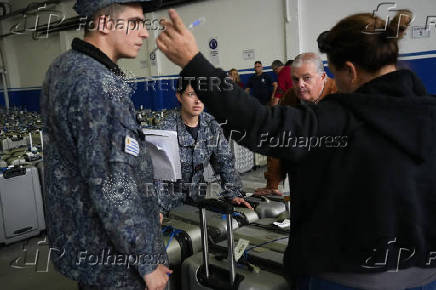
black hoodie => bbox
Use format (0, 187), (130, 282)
(181, 53), (436, 279)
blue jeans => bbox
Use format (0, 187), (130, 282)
(297, 277), (436, 290)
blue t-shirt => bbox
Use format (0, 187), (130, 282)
(246, 72), (274, 105)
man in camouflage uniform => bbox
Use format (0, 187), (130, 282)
(41, 1), (171, 289)
(156, 81), (252, 214)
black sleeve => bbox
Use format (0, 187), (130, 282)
(181, 53), (320, 162)
(265, 74), (274, 86)
(246, 76), (253, 89)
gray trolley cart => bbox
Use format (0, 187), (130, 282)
(181, 199), (289, 290)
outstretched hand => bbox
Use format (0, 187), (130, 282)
(157, 9), (200, 68)
(232, 197), (253, 210)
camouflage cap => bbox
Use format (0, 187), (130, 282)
(74, 0), (161, 18)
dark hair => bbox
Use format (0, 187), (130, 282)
(84, 3), (127, 36)
(175, 77), (192, 94)
(271, 60), (283, 70)
(255, 61), (262, 65)
(285, 59), (294, 66)
(318, 10), (412, 72)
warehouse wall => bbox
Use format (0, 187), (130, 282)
(0, 0), (288, 110)
(139, 0), (286, 110)
(145, 0), (286, 76)
(300, 0), (435, 54)
(0, 0), (435, 111)
(299, 0), (436, 94)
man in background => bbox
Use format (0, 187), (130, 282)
(256, 53), (337, 196)
(271, 59), (293, 106)
(260, 59), (295, 184)
(245, 61), (277, 105)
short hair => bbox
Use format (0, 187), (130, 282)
(254, 61), (262, 65)
(175, 77), (192, 94)
(285, 59), (294, 66)
(292, 53), (325, 75)
(84, 3), (127, 36)
(271, 60), (283, 70)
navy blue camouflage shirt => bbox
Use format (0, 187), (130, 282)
(41, 38), (167, 288)
(156, 110), (244, 214)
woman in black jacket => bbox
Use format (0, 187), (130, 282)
(157, 8), (436, 290)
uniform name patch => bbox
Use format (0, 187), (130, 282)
(125, 136), (140, 157)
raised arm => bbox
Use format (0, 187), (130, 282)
(157, 10), (320, 162)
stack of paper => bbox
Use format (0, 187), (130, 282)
(143, 129), (181, 181)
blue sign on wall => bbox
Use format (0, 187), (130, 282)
(209, 38), (218, 50)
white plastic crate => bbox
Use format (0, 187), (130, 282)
(253, 153), (267, 167)
(0, 136), (29, 152)
(231, 141), (254, 174)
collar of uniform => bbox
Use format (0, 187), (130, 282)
(176, 111), (195, 147)
(176, 111), (208, 147)
(71, 38), (125, 78)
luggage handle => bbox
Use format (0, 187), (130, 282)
(284, 195), (291, 219)
(259, 196), (270, 203)
(247, 195), (270, 203)
(198, 199), (236, 286)
(197, 198), (233, 214)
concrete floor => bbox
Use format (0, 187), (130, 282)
(0, 166), (277, 290)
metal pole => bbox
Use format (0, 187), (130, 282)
(284, 195), (291, 218)
(200, 208), (210, 279)
(1, 69), (9, 111)
(226, 214), (236, 286)
(39, 130), (43, 152)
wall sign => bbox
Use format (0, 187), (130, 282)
(150, 51), (157, 66)
(208, 37), (220, 66)
(243, 49), (255, 60)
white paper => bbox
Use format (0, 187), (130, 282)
(234, 238), (250, 262)
(143, 129), (181, 181)
(273, 219), (291, 228)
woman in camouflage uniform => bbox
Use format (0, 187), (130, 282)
(156, 80), (252, 214)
